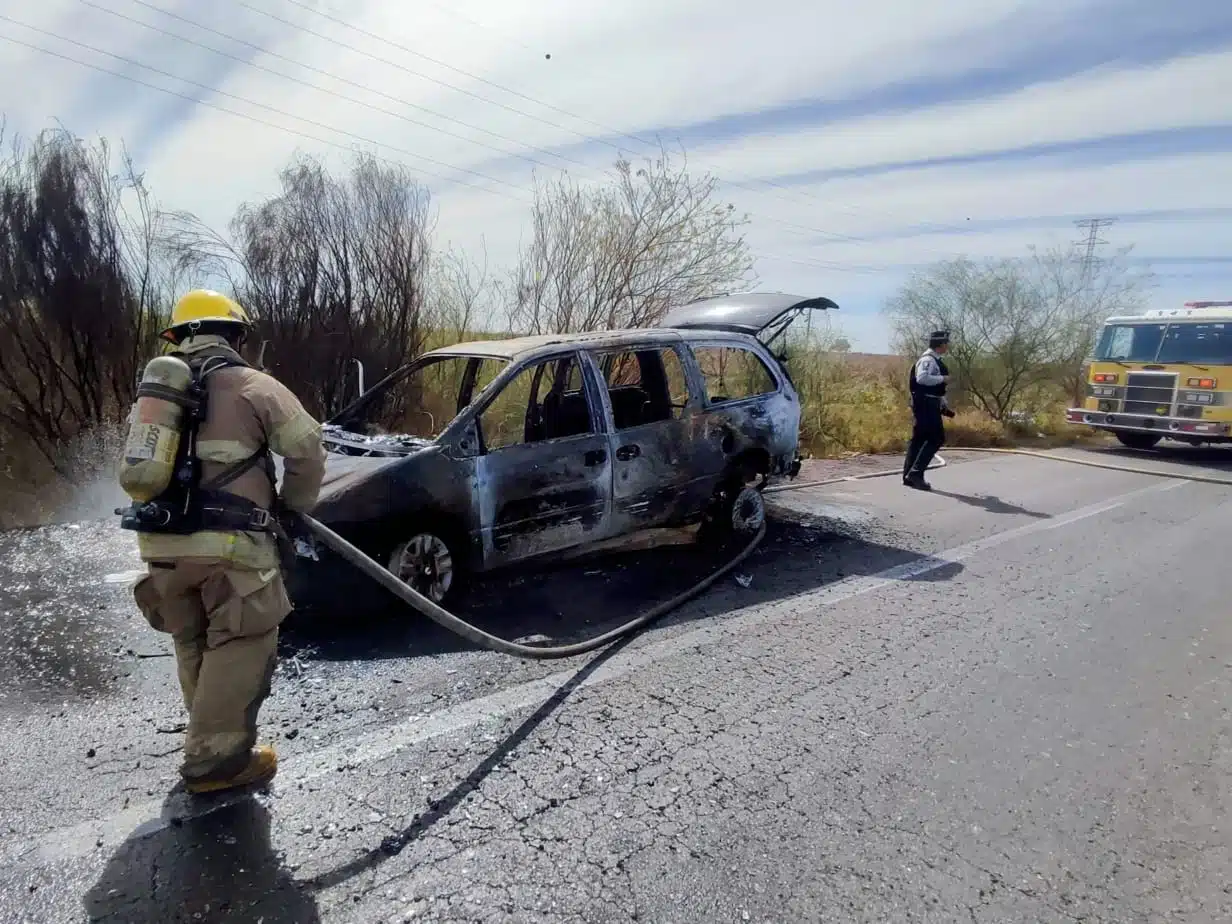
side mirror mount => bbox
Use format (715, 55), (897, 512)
(450, 420), (481, 459)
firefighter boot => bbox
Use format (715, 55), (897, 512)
(184, 745), (278, 795)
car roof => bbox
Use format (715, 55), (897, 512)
(424, 326), (756, 362)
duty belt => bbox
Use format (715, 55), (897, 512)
(197, 491), (276, 532)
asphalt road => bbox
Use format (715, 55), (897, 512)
(1, 445), (1230, 923)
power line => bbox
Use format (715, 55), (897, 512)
(7, 9), (1026, 282)
(257, 0), (985, 243)
(73, 1), (951, 258)
(755, 253), (891, 275)
(84, 0), (589, 175)
(227, 0), (597, 143)
(265, 0), (638, 140)
(0, 30), (529, 202)
(82, 0), (898, 252)
(0, 15), (535, 197)
(412, 0), (544, 58)
(232, 0), (974, 252)
(2, 31), (903, 281)
(27, 11), (1176, 284)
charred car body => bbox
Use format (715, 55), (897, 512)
(289, 293), (837, 607)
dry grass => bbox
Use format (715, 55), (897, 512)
(789, 349), (1101, 459)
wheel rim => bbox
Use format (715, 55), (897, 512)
(730, 486), (765, 533)
(389, 533), (454, 603)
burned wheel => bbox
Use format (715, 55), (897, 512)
(387, 531), (461, 605)
(729, 485), (766, 533)
(698, 481), (766, 547)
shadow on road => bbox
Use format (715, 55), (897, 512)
(1083, 441), (1232, 473)
(929, 490), (1050, 518)
(303, 634), (633, 893)
(281, 517), (964, 664)
(904, 560), (965, 582)
(84, 794), (319, 923)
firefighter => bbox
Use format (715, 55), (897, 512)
(903, 329), (956, 490)
(119, 290), (326, 794)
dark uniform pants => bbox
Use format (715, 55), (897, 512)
(133, 561), (291, 783)
(904, 397), (945, 478)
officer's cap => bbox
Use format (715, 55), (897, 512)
(928, 329), (950, 345)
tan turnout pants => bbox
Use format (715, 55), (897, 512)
(133, 560), (291, 783)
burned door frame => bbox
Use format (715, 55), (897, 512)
(471, 349), (616, 568)
(677, 337), (794, 479)
(581, 342), (719, 531)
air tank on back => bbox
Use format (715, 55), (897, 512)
(118, 355), (194, 504)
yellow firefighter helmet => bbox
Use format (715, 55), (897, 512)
(161, 289), (252, 342)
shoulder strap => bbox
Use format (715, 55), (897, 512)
(201, 446), (271, 491)
(184, 347), (251, 377)
(182, 349), (274, 493)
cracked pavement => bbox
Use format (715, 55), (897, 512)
(1, 445), (1230, 922)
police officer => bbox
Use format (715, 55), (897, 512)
(903, 329), (956, 490)
(127, 290), (326, 794)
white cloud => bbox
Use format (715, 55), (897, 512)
(735, 152), (1232, 254)
(690, 48), (1232, 182)
(0, 0), (1227, 352)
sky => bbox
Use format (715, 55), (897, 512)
(1, 0), (1229, 352)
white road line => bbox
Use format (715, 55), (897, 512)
(3, 478), (1186, 869)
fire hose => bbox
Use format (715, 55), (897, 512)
(300, 447), (1232, 661)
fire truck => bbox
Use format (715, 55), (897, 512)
(1066, 301), (1232, 448)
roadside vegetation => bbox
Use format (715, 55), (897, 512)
(0, 126), (1149, 528)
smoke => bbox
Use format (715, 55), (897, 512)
(0, 425), (295, 532)
(47, 424), (128, 525)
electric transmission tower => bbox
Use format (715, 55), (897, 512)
(1074, 217), (1116, 279)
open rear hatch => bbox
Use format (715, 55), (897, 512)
(657, 292), (839, 353)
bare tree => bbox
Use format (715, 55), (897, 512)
(1032, 244), (1151, 405)
(428, 241), (497, 344)
(507, 144), (756, 335)
(169, 151), (436, 418)
(884, 245), (1149, 420)
(0, 127), (166, 473)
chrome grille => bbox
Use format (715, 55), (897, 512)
(1123, 372), (1176, 415)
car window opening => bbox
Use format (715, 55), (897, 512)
(595, 348), (689, 430)
(327, 355), (509, 452)
(691, 345), (778, 404)
(479, 355), (594, 452)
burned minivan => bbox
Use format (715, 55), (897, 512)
(290, 292), (837, 607)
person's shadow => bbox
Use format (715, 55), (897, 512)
(84, 793), (319, 924)
(930, 489), (1050, 518)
